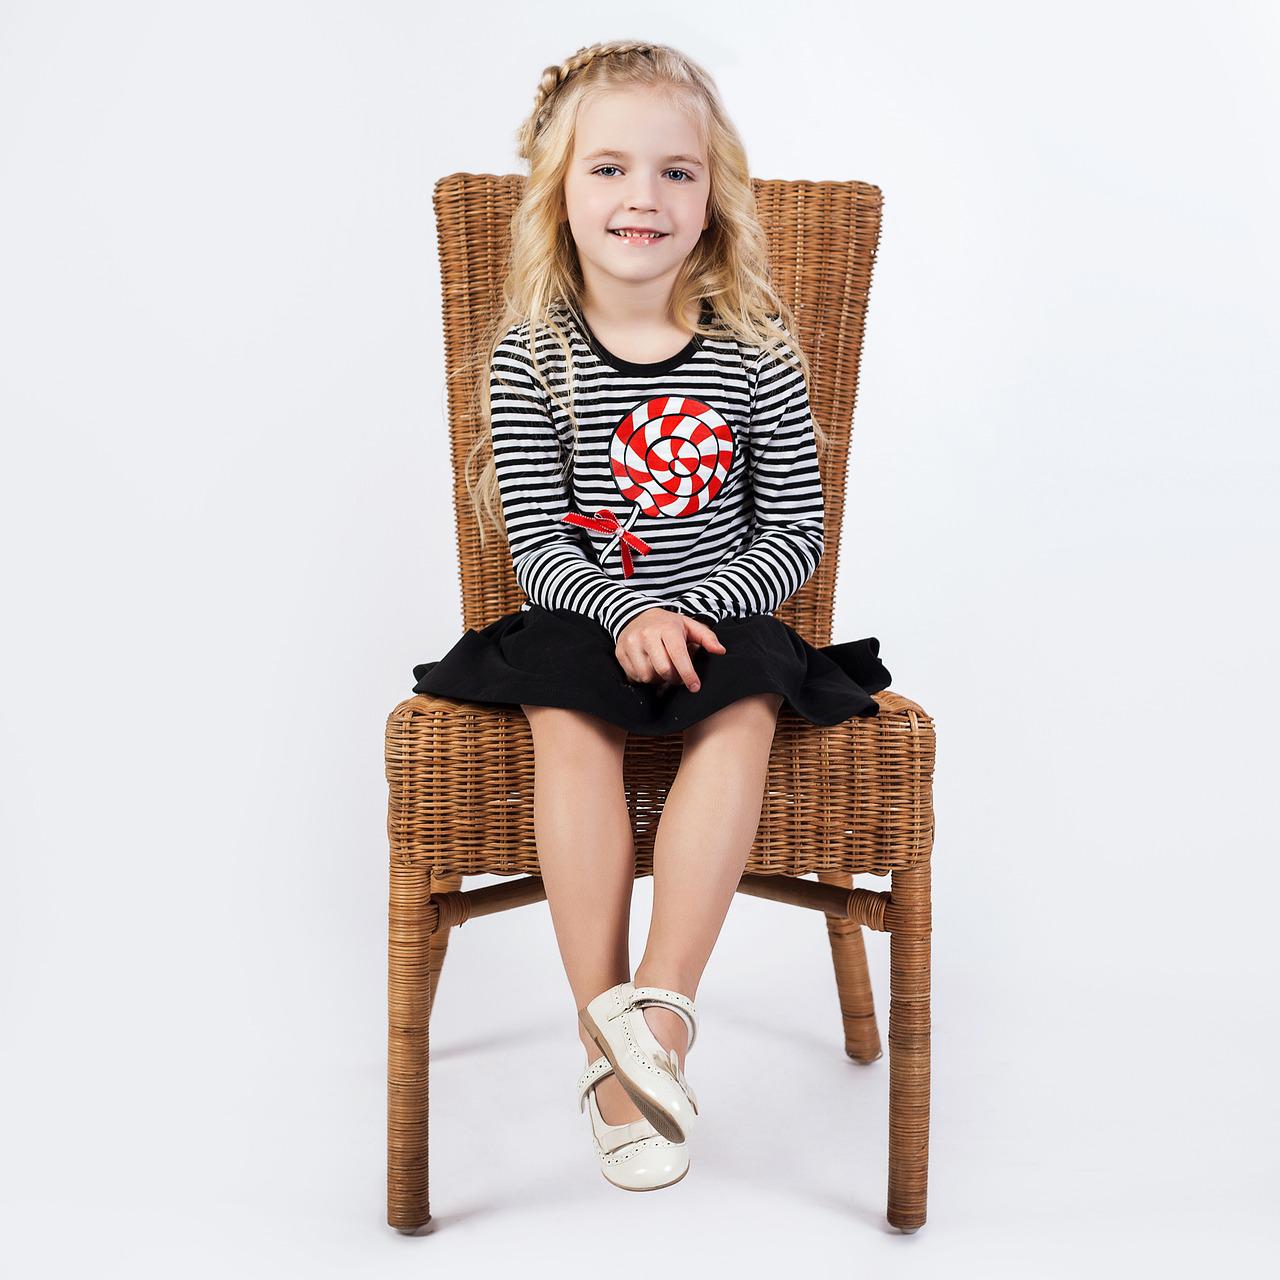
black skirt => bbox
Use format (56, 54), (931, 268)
(410, 603), (892, 737)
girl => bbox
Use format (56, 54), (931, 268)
(411, 39), (891, 1192)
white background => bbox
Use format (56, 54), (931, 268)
(2, 2), (1277, 1276)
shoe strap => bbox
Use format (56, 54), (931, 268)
(579, 1059), (671, 1151)
(576, 1054), (613, 1113)
(628, 986), (699, 1053)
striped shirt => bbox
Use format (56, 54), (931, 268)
(489, 302), (825, 642)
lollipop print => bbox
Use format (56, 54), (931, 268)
(561, 396), (740, 576)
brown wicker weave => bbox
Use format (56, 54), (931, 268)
(387, 173), (936, 1233)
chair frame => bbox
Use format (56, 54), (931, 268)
(387, 173), (936, 1234)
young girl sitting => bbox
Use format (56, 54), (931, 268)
(412, 39), (892, 1193)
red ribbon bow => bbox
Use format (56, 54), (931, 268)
(561, 508), (651, 578)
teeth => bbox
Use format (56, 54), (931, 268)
(612, 229), (662, 238)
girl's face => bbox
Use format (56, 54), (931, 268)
(562, 86), (711, 296)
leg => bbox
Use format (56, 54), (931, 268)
(819, 870), (883, 1063)
(388, 860), (433, 1232)
(634, 692), (785, 1058)
(520, 703), (643, 1125)
(887, 861), (931, 1232)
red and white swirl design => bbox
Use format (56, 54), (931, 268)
(610, 396), (734, 519)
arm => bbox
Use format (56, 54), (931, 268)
(490, 329), (668, 642)
(670, 342), (826, 622)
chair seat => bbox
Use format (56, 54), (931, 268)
(386, 690), (934, 879)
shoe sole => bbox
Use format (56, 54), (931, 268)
(603, 1161), (690, 1193)
(579, 1005), (688, 1144)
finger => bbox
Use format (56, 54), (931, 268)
(617, 642), (653, 684)
(690, 620), (726, 652)
(632, 646), (658, 683)
(664, 635), (701, 693)
(648, 644), (676, 685)
(614, 644), (635, 683)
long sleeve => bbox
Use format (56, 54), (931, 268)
(670, 342), (825, 623)
(490, 329), (669, 642)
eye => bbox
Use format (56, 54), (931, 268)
(589, 165), (696, 182)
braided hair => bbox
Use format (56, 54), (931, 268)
(515, 41), (658, 162)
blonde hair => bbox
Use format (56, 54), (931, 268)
(458, 39), (824, 547)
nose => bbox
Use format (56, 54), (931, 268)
(622, 172), (661, 211)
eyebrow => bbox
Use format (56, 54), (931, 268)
(581, 148), (705, 167)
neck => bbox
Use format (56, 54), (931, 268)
(577, 264), (699, 333)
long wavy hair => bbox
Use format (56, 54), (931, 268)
(458, 39), (824, 547)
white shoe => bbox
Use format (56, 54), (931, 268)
(578, 981), (700, 1144)
(577, 1055), (689, 1192)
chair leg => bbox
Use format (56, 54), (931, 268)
(388, 859), (433, 1233)
(887, 861), (932, 1232)
(818, 871), (883, 1063)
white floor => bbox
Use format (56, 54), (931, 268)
(2, 868), (1273, 1279)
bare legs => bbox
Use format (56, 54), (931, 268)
(634, 691), (783, 1064)
(520, 703), (637, 1124)
(521, 692), (784, 1126)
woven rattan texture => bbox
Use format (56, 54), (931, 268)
(387, 688), (934, 878)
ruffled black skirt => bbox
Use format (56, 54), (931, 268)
(410, 603), (891, 737)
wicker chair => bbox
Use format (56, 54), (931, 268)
(386, 173), (936, 1234)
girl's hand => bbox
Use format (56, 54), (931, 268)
(616, 609), (726, 692)
(656, 634), (704, 693)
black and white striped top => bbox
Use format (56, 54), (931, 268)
(489, 302), (825, 642)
